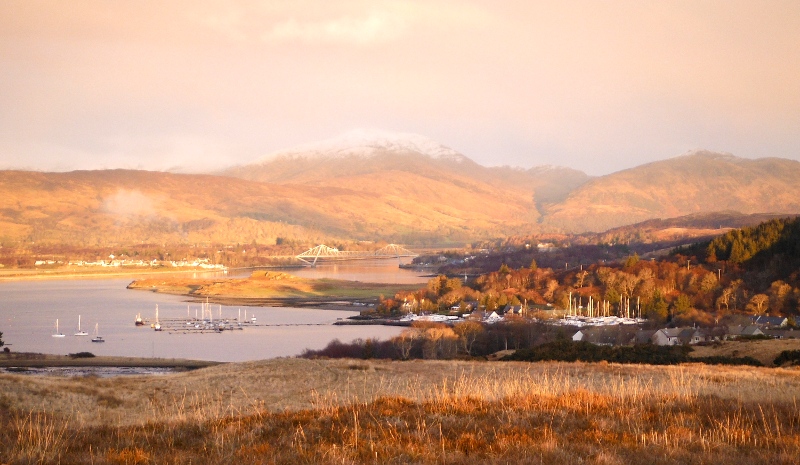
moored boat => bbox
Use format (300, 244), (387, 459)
(74, 314), (89, 336)
(91, 322), (104, 343)
(52, 319), (65, 338)
(154, 304), (162, 331)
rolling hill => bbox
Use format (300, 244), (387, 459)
(223, 129), (589, 217)
(0, 166), (538, 247)
(540, 151), (800, 232)
(2, 132), (800, 248)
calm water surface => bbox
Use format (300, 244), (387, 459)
(0, 260), (427, 362)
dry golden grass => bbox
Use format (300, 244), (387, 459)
(128, 272), (412, 302)
(1, 359), (799, 463)
(690, 339), (800, 366)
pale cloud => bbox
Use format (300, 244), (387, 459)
(262, 1), (488, 46)
(0, 1), (798, 175)
(267, 12), (406, 45)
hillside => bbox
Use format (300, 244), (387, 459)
(0, 168), (537, 247)
(4, 140), (800, 248)
(589, 211), (793, 246)
(223, 129), (589, 218)
(2, 357), (799, 463)
(541, 151), (800, 232)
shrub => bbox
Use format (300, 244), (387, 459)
(502, 340), (691, 365)
(692, 355), (762, 366)
(68, 352), (95, 358)
(301, 338), (399, 359)
(774, 349), (800, 366)
(736, 334), (773, 341)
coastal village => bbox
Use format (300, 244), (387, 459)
(394, 304), (795, 348)
(35, 256), (226, 269)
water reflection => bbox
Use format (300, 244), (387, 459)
(0, 262), (424, 362)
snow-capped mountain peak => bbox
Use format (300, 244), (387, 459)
(257, 129), (467, 163)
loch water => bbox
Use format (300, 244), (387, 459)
(0, 260), (427, 362)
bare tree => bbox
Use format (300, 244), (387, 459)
(453, 321), (483, 356)
(716, 287), (733, 312)
(393, 329), (417, 360)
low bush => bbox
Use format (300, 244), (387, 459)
(736, 334), (773, 341)
(692, 355), (762, 366)
(301, 338), (399, 360)
(774, 349), (800, 366)
(501, 340), (692, 365)
(68, 352), (95, 358)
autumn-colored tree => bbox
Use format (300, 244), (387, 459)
(716, 287), (733, 312)
(672, 294), (692, 316)
(413, 322), (458, 359)
(543, 279), (559, 300)
(643, 290), (668, 322)
(746, 294), (769, 314)
(624, 253), (640, 269)
(699, 272), (718, 293)
(393, 329), (417, 360)
(453, 321), (484, 356)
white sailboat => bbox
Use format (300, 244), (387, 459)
(74, 314), (88, 336)
(52, 319), (65, 337)
(91, 323), (104, 343)
(154, 304), (162, 331)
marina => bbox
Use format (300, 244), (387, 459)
(0, 261), (423, 361)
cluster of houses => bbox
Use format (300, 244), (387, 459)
(400, 298), (795, 347)
(58, 257), (225, 269)
(572, 315), (795, 346)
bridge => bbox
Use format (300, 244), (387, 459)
(295, 244), (418, 266)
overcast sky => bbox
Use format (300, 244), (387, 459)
(1, 1), (798, 175)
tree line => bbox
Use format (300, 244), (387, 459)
(370, 217), (800, 327)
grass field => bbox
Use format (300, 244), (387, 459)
(2, 357), (799, 463)
(689, 338), (800, 366)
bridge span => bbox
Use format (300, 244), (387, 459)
(296, 244), (418, 266)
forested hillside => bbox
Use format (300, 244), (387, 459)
(706, 217), (800, 265)
(376, 217), (800, 325)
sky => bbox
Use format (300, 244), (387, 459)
(1, 1), (798, 176)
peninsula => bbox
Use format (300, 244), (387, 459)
(126, 270), (415, 309)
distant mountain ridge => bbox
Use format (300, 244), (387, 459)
(0, 167), (537, 247)
(2, 132), (800, 247)
(540, 151), (800, 232)
(224, 130), (590, 218)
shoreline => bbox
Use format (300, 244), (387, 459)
(0, 267), (230, 283)
(0, 352), (222, 369)
(126, 273), (415, 310)
(181, 294), (380, 311)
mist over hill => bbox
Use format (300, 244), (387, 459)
(0, 167), (536, 247)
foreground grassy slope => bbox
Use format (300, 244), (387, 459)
(2, 358), (799, 463)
